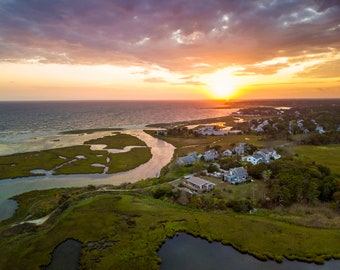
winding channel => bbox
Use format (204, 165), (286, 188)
(0, 130), (175, 220)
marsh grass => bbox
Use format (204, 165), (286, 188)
(1, 192), (339, 269)
(0, 134), (151, 179)
(293, 144), (340, 174)
(106, 147), (152, 174)
(84, 133), (147, 149)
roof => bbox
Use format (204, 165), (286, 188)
(230, 167), (247, 176)
(187, 176), (215, 187)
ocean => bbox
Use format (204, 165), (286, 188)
(0, 100), (235, 219)
(0, 100), (235, 144)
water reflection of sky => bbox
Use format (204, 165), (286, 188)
(159, 233), (339, 270)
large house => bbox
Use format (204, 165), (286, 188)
(177, 152), (199, 166)
(185, 176), (215, 191)
(241, 155), (266, 165)
(254, 149), (281, 163)
(203, 149), (219, 161)
(242, 149), (281, 165)
(223, 167), (248, 184)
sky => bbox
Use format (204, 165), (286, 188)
(0, 0), (340, 101)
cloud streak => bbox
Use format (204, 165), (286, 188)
(0, 0), (339, 76)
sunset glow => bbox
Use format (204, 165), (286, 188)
(0, 1), (339, 100)
(201, 68), (240, 99)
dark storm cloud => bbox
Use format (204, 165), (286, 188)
(1, 0), (339, 73)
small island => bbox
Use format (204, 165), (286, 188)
(0, 133), (152, 179)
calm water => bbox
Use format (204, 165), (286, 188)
(158, 233), (340, 270)
(42, 239), (82, 270)
(0, 100), (235, 143)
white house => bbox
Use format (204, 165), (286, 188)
(195, 126), (230, 136)
(316, 125), (325, 134)
(256, 149), (281, 162)
(186, 176), (215, 191)
(242, 155), (265, 165)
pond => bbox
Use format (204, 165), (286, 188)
(0, 199), (18, 221)
(158, 233), (339, 270)
(42, 239), (82, 270)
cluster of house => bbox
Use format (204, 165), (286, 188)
(288, 119), (325, 135)
(241, 149), (281, 165)
(194, 125), (242, 136)
(177, 149), (220, 165)
(250, 119), (269, 132)
(184, 165), (249, 193)
(178, 143), (281, 167)
(295, 119), (310, 134)
(178, 142), (282, 189)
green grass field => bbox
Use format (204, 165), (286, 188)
(293, 144), (340, 174)
(0, 192), (339, 269)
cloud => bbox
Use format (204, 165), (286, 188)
(297, 59), (340, 78)
(0, 0), (339, 76)
(240, 63), (290, 75)
(143, 77), (167, 83)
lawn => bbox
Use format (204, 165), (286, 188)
(293, 144), (340, 175)
(0, 191), (339, 269)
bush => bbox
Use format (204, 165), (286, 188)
(226, 199), (253, 213)
(150, 184), (173, 199)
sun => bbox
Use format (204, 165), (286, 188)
(201, 68), (240, 99)
(209, 80), (236, 99)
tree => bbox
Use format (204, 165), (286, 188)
(207, 163), (219, 173)
(262, 170), (272, 181)
(306, 180), (320, 205)
(332, 191), (340, 209)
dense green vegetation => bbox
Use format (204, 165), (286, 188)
(0, 133), (151, 179)
(264, 159), (340, 207)
(0, 191), (339, 269)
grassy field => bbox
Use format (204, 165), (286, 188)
(0, 191), (339, 269)
(0, 134), (151, 180)
(293, 144), (340, 174)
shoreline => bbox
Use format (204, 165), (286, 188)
(0, 129), (175, 220)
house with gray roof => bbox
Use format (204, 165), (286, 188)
(223, 167), (248, 184)
(177, 152), (199, 166)
(185, 176), (215, 191)
(203, 149), (219, 161)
